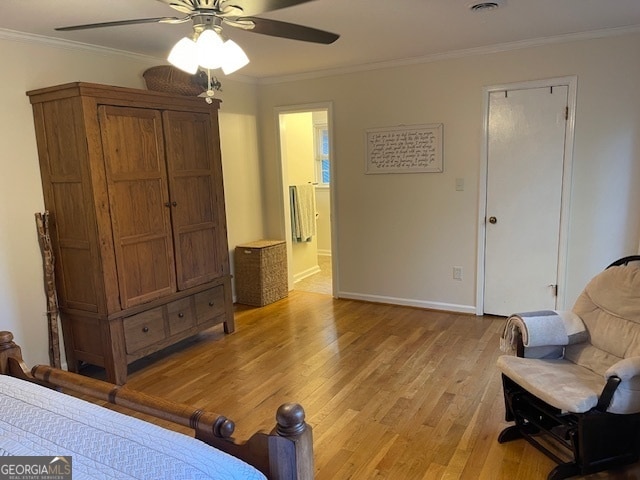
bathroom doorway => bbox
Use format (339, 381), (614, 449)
(277, 103), (336, 296)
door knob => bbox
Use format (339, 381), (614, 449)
(488, 216), (497, 224)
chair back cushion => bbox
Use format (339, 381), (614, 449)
(565, 264), (640, 375)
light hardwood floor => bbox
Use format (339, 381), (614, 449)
(109, 291), (639, 479)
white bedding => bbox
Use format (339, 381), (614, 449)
(0, 375), (266, 480)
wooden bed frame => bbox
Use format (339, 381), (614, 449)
(0, 331), (313, 480)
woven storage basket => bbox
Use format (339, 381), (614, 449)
(143, 65), (205, 96)
(235, 240), (288, 307)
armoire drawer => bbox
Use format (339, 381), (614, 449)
(194, 286), (226, 325)
(167, 296), (195, 335)
(123, 307), (165, 354)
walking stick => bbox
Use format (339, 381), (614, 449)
(35, 211), (61, 368)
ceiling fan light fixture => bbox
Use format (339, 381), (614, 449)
(57, 0), (339, 79)
(195, 28), (224, 69)
(168, 25), (250, 76)
(167, 37), (199, 74)
(220, 39), (249, 75)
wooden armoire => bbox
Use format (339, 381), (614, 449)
(27, 82), (234, 384)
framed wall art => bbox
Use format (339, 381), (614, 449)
(365, 123), (443, 174)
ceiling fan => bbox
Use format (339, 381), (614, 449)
(56, 0), (339, 79)
(56, 0), (339, 43)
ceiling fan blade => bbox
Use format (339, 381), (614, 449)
(55, 17), (184, 32)
(222, 0), (316, 17)
(155, 0), (200, 15)
(237, 17), (338, 44)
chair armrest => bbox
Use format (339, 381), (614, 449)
(605, 357), (640, 381)
(602, 357), (640, 414)
(595, 376), (621, 412)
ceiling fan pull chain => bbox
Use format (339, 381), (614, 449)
(205, 68), (214, 104)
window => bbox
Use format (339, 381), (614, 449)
(314, 124), (330, 186)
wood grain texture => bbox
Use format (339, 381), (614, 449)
(163, 110), (227, 290)
(99, 105), (176, 308)
(28, 82), (234, 384)
(96, 291), (639, 479)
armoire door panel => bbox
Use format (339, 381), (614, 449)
(99, 107), (165, 176)
(162, 110), (222, 289)
(98, 105), (176, 308)
(171, 175), (216, 225)
(176, 227), (222, 288)
(164, 112), (213, 171)
(109, 179), (168, 237)
(120, 239), (174, 306)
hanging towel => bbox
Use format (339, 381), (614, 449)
(290, 184), (317, 242)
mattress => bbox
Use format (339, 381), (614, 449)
(0, 375), (266, 480)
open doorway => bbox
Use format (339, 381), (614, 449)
(277, 104), (335, 296)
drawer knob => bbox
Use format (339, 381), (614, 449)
(142, 326), (149, 333)
(178, 312), (184, 318)
(209, 301), (215, 307)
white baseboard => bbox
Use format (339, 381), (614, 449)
(336, 291), (477, 315)
(317, 250), (332, 257)
(293, 265), (321, 283)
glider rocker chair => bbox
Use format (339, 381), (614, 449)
(497, 256), (640, 480)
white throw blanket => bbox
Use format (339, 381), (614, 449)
(500, 310), (587, 357)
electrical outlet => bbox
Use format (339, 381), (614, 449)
(453, 266), (463, 280)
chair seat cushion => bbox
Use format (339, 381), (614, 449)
(497, 355), (605, 413)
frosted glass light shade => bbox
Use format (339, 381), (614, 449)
(168, 29), (250, 76)
(167, 37), (199, 74)
(220, 39), (249, 75)
(196, 29), (224, 69)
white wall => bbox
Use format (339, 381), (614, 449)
(216, 81), (264, 287)
(0, 33), (262, 365)
(258, 32), (640, 313)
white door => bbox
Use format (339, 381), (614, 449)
(483, 86), (568, 316)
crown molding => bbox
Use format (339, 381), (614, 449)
(2, 24), (638, 86)
(0, 27), (257, 84)
(257, 24), (640, 85)
(0, 27), (158, 63)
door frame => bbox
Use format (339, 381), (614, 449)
(475, 76), (577, 315)
(274, 102), (338, 296)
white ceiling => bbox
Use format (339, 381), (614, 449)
(1, 0), (640, 80)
